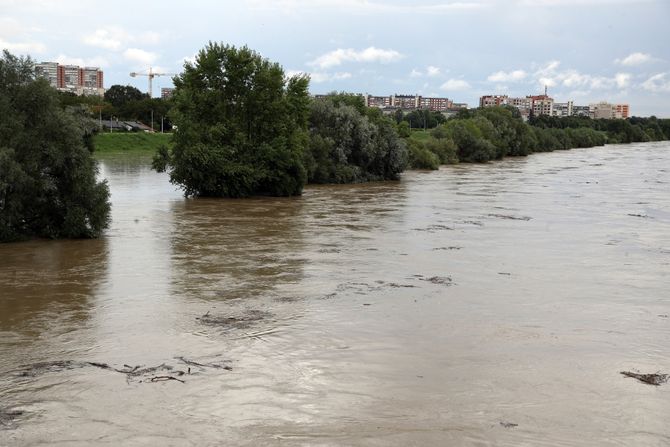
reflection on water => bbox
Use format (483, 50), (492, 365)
(1, 143), (669, 446)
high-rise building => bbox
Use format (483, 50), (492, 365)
(553, 101), (574, 118)
(363, 94), (451, 112)
(34, 62), (59, 87)
(34, 61), (104, 96)
(528, 94), (554, 117)
(419, 96), (451, 112)
(365, 94), (392, 108)
(479, 95), (508, 107)
(589, 102), (630, 119)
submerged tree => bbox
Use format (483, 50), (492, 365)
(0, 50), (111, 242)
(304, 97), (407, 183)
(153, 43), (310, 197)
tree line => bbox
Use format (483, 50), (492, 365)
(57, 84), (174, 131)
(405, 106), (670, 170)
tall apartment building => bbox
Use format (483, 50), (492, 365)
(392, 94), (419, 109)
(589, 102), (630, 119)
(528, 94), (554, 117)
(614, 103), (630, 119)
(572, 105), (590, 117)
(365, 95), (393, 108)
(34, 61), (104, 96)
(364, 94), (452, 112)
(34, 61), (59, 87)
(479, 95), (508, 107)
(553, 101), (573, 118)
(420, 96), (452, 112)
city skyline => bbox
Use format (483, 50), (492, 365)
(1, 0), (668, 116)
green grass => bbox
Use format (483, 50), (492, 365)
(408, 130), (433, 142)
(93, 132), (173, 153)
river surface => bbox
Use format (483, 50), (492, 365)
(1, 142), (669, 446)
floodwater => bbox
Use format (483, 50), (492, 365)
(1, 142), (669, 446)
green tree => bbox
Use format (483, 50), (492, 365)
(153, 43), (309, 197)
(0, 50), (110, 242)
(104, 84), (147, 109)
(304, 97), (407, 183)
(397, 121), (411, 138)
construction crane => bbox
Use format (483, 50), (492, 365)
(129, 67), (176, 98)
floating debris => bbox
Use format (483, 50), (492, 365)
(500, 421), (518, 428)
(498, 272), (511, 276)
(0, 408), (24, 429)
(175, 356), (232, 371)
(196, 310), (271, 329)
(13, 358), (236, 384)
(461, 220), (484, 226)
(488, 213), (532, 221)
(387, 283), (417, 288)
(413, 224), (454, 232)
(148, 375), (185, 384)
(419, 276), (453, 286)
(620, 371), (668, 386)
(433, 246), (462, 251)
(627, 213), (651, 219)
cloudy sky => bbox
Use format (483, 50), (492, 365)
(1, 0), (668, 116)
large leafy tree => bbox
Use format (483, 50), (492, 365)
(104, 84), (147, 109)
(153, 43), (310, 197)
(304, 97), (407, 184)
(0, 50), (111, 242)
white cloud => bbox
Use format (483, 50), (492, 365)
(55, 54), (109, 68)
(615, 72), (632, 88)
(309, 46), (403, 69)
(532, 60), (631, 91)
(517, 0), (654, 5)
(249, 0), (484, 14)
(82, 27), (163, 52)
(440, 79), (470, 91)
(123, 48), (158, 66)
(426, 65), (440, 77)
(641, 73), (670, 93)
(410, 68), (423, 77)
(286, 70), (352, 83)
(139, 31), (162, 45)
(0, 38), (46, 53)
(487, 69), (526, 82)
(615, 52), (652, 66)
(83, 27), (132, 51)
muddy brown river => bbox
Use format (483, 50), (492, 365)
(1, 142), (669, 446)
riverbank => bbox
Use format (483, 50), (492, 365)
(93, 132), (172, 154)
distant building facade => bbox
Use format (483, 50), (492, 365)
(479, 95), (508, 108)
(480, 92), (629, 120)
(161, 88), (175, 99)
(35, 61), (104, 96)
(589, 102), (630, 119)
(363, 94), (454, 113)
(553, 101), (573, 118)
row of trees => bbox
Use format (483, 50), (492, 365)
(57, 84), (174, 131)
(406, 106), (669, 170)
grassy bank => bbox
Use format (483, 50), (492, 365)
(93, 132), (172, 153)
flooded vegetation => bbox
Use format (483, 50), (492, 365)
(1, 142), (669, 445)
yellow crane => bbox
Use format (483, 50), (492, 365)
(129, 67), (176, 98)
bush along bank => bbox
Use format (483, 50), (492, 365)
(404, 106), (669, 169)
